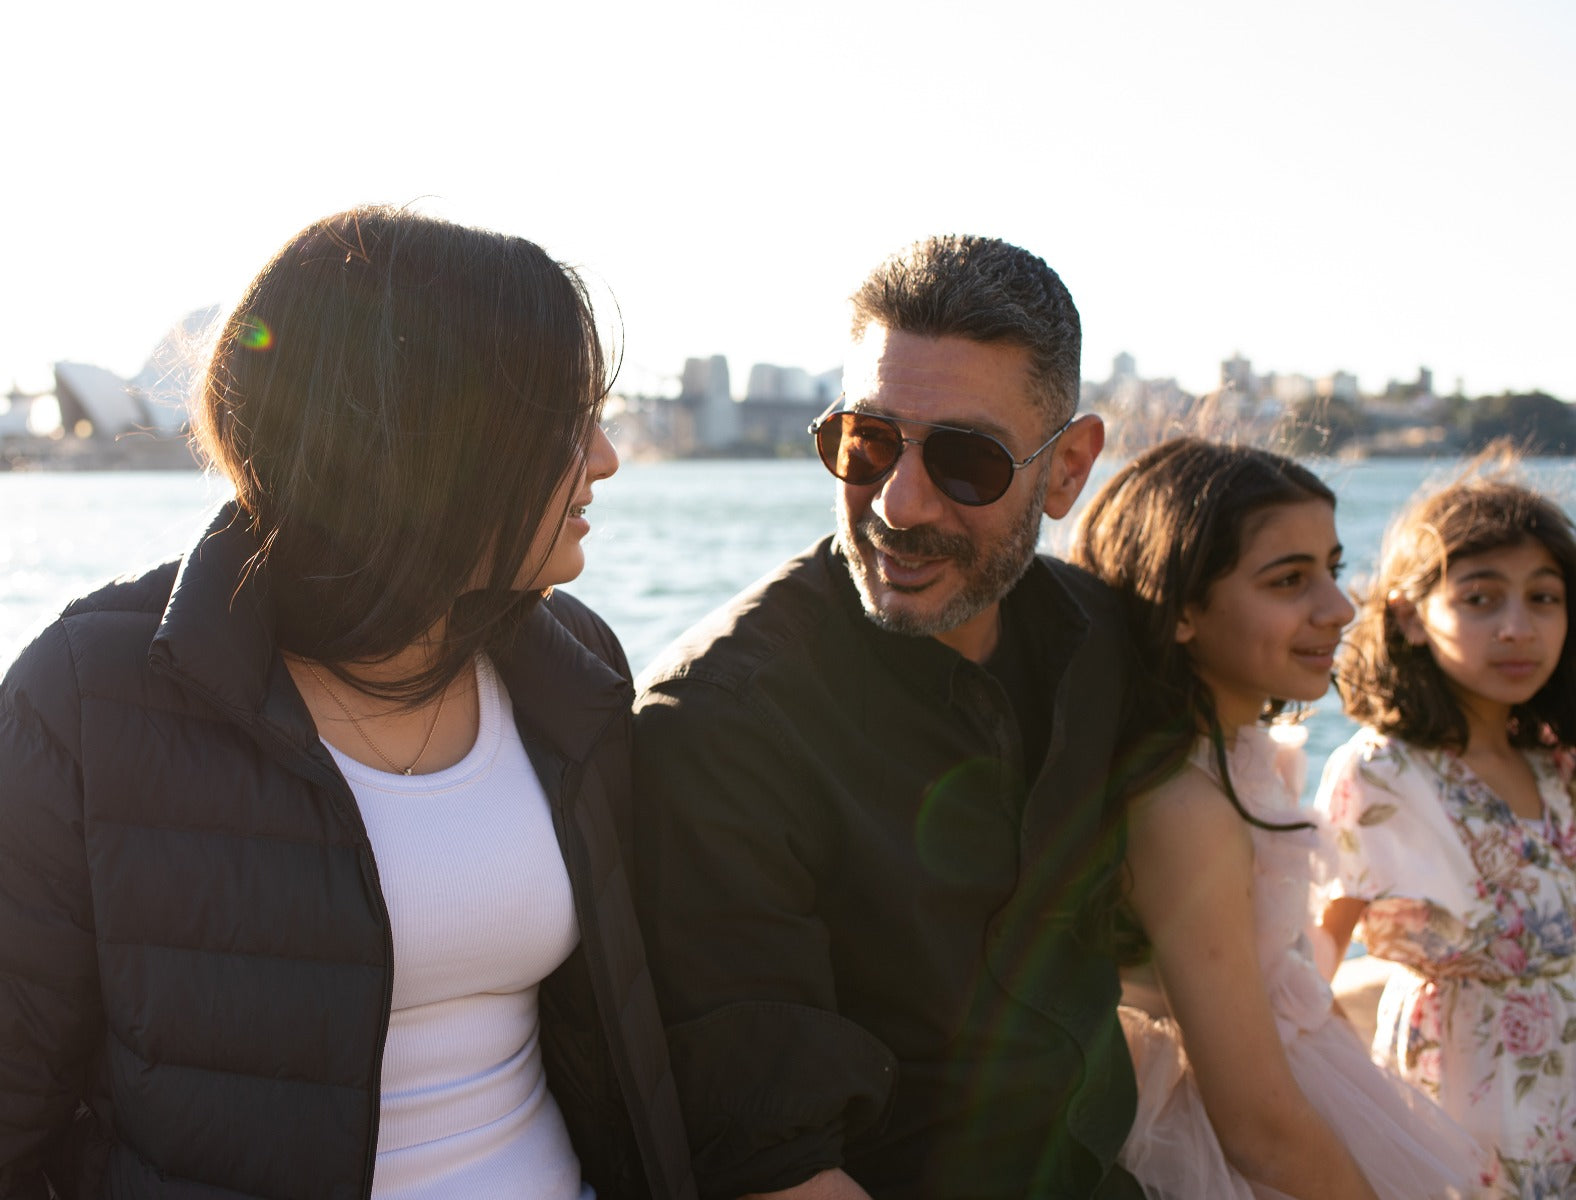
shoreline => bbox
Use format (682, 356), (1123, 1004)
(2, 427), (1569, 472)
(0, 434), (202, 472)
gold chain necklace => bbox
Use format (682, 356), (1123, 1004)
(299, 659), (449, 776)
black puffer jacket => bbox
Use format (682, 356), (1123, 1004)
(0, 507), (695, 1200)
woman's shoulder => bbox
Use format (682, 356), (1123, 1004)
(1320, 728), (1412, 813)
(1324, 726), (1435, 792)
(1124, 761), (1257, 929)
(1527, 746), (1576, 824)
(10, 558), (179, 664)
(3, 559), (181, 729)
(1199, 723), (1308, 812)
(540, 590), (631, 680)
(1319, 727), (1455, 848)
(1130, 758), (1254, 848)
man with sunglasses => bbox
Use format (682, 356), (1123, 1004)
(633, 236), (1141, 1199)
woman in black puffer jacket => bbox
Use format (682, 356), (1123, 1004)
(0, 207), (695, 1200)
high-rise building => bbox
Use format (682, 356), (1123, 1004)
(681, 355), (737, 449)
(1220, 353), (1255, 396)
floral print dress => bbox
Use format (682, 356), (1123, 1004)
(1317, 728), (1576, 1198)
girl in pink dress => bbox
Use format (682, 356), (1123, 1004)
(1316, 461), (1576, 1197)
(1072, 437), (1471, 1200)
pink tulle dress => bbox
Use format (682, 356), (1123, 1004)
(1116, 724), (1477, 1199)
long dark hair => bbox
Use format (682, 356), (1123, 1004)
(195, 205), (613, 703)
(1338, 449), (1576, 750)
(1070, 437), (1337, 830)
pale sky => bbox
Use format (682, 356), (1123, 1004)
(4, 0), (1573, 406)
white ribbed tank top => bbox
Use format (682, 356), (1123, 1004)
(325, 655), (593, 1199)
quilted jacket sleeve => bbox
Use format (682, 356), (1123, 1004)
(0, 622), (103, 1195)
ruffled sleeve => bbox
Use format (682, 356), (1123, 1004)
(1312, 729), (1479, 922)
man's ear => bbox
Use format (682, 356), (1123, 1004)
(1387, 590), (1428, 645)
(1042, 413), (1105, 520)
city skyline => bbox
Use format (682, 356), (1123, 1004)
(4, 1), (1573, 405)
(2, 316), (1561, 446)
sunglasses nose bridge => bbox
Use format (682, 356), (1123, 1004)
(869, 432), (955, 527)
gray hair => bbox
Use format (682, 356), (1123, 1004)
(850, 234), (1081, 422)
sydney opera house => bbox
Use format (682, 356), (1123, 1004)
(0, 309), (218, 469)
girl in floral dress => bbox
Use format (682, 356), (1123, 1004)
(1316, 463), (1576, 1197)
(1072, 438), (1470, 1200)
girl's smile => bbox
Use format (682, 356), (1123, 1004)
(1176, 499), (1354, 731)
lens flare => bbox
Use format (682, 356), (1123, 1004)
(913, 759), (1015, 884)
(238, 316), (273, 351)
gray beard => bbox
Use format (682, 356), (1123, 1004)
(836, 492), (1045, 640)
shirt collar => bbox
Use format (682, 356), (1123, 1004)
(826, 539), (1093, 707)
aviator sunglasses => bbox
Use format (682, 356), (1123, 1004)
(809, 400), (1077, 506)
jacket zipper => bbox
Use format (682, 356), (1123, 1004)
(350, 790), (395, 1200)
(284, 750), (392, 1200)
(543, 756), (681, 1200)
(148, 653), (394, 1200)
(264, 743), (393, 1200)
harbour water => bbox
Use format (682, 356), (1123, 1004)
(3, 456), (1572, 798)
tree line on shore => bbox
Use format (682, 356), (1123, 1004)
(1281, 390), (1575, 457)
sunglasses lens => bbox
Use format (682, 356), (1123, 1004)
(923, 429), (1013, 505)
(816, 412), (901, 485)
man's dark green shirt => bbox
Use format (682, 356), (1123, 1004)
(632, 538), (1139, 1199)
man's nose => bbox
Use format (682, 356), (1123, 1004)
(871, 441), (947, 531)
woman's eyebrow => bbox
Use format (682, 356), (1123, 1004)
(1450, 566), (1509, 584)
(1252, 552), (1316, 574)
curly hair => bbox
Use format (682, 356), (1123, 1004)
(1337, 452), (1576, 750)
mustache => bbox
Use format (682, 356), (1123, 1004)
(856, 514), (975, 564)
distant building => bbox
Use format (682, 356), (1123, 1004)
(746, 364), (815, 402)
(54, 362), (147, 437)
(1384, 366), (1436, 404)
(1317, 371), (1360, 403)
(1220, 353), (1255, 397)
(0, 385), (41, 437)
(736, 398), (825, 454)
(44, 308), (220, 441)
(604, 391), (694, 461)
(740, 362), (834, 455)
(130, 305), (223, 434)
(1265, 372), (1315, 407)
(611, 355), (839, 458)
(680, 355), (737, 450)
(1083, 352), (1197, 452)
